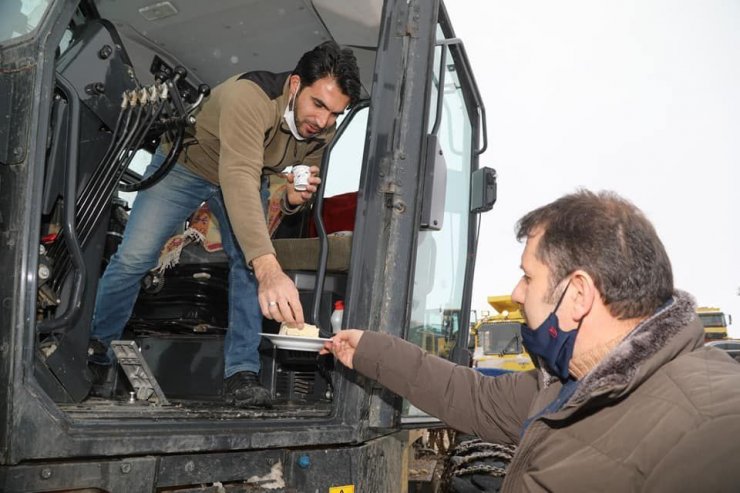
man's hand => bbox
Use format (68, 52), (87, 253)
(252, 253), (304, 325)
(285, 165), (321, 205)
(320, 329), (364, 369)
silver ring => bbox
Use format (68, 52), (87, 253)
(268, 301), (277, 307)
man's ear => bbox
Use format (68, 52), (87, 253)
(570, 270), (595, 322)
(288, 74), (301, 95)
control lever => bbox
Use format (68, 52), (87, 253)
(188, 83), (212, 114)
(173, 65), (188, 81)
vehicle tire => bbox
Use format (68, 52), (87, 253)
(440, 435), (515, 493)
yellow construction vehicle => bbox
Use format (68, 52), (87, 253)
(697, 307), (732, 341)
(471, 295), (534, 376)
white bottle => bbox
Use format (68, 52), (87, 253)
(330, 300), (345, 334)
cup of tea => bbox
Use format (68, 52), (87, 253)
(293, 164), (310, 191)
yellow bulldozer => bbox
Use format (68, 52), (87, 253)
(470, 295), (534, 376)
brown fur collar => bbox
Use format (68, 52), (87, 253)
(568, 290), (699, 403)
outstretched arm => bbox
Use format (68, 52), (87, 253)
(324, 330), (536, 445)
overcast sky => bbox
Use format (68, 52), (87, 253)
(444, 0), (740, 335)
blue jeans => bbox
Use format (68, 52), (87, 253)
(90, 149), (269, 378)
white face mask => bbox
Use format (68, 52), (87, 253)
(283, 86), (305, 141)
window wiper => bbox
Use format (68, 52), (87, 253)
(500, 335), (520, 356)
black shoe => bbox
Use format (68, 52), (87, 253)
(87, 339), (110, 365)
(224, 371), (272, 408)
(87, 340), (114, 396)
(88, 362), (111, 386)
(86, 360), (116, 398)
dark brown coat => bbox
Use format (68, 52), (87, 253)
(354, 291), (740, 491)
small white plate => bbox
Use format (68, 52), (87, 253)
(260, 333), (330, 352)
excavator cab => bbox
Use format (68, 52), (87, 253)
(0, 1), (493, 490)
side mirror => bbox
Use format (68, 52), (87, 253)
(470, 167), (497, 213)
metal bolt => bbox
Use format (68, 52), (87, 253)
(120, 463), (131, 474)
(38, 264), (50, 280)
(98, 45), (113, 59)
(40, 468), (52, 479)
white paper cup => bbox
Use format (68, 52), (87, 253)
(293, 165), (310, 191)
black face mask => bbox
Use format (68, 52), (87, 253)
(520, 281), (579, 381)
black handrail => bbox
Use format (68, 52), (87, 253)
(38, 75), (87, 334)
(310, 99), (371, 329)
(436, 37), (488, 156)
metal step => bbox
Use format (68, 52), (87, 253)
(111, 340), (169, 405)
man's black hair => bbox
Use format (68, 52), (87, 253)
(293, 41), (362, 107)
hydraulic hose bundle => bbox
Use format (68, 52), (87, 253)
(38, 58), (209, 333)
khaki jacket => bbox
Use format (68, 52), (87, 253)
(354, 291), (740, 492)
(180, 71), (333, 262)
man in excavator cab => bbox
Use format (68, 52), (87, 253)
(87, 41), (362, 407)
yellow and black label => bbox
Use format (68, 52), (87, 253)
(329, 486), (355, 493)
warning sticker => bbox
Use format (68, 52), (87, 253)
(329, 486), (355, 493)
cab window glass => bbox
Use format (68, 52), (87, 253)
(0, 0), (51, 43)
(323, 108), (368, 197)
(404, 25), (474, 418)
